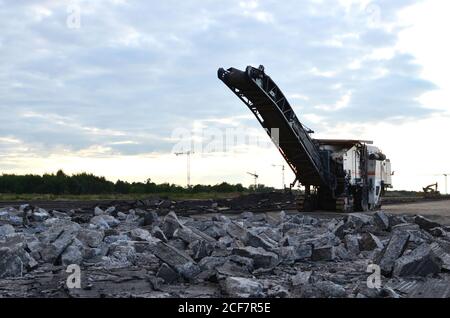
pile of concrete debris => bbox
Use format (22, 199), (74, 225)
(103, 192), (297, 215)
(0, 203), (449, 298)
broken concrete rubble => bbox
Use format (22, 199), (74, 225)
(191, 240), (214, 260)
(173, 226), (203, 244)
(430, 242), (450, 271)
(312, 246), (336, 261)
(151, 226), (168, 242)
(345, 234), (360, 256)
(393, 243), (442, 277)
(0, 247), (24, 278)
(429, 227), (446, 237)
(414, 215), (441, 232)
(61, 241), (83, 266)
(279, 246), (297, 264)
(0, 224), (15, 238)
(161, 211), (182, 239)
(374, 211), (389, 230)
(0, 236), (37, 279)
(94, 207), (104, 216)
(91, 215), (119, 229)
(376, 232), (410, 276)
(76, 229), (104, 248)
(0, 199), (449, 298)
(221, 277), (263, 297)
(290, 271), (312, 286)
(334, 244), (352, 260)
(246, 228), (277, 250)
(315, 280), (347, 298)
(224, 221), (247, 241)
(149, 240), (200, 280)
(143, 211), (159, 226)
(40, 220), (81, 264)
(157, 263), (179, 283)
(0, 208), (23, 226)
(130, 228), (152, 241)
(32, 208), (50, 222)
(216, 260), (252, 279)
(232, 246), (278, 269)
(359, 233), (384, 251)
(347, 213), (373, 230)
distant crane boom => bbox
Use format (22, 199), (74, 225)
(175, 151), (194, 187)
(247, 172), (259, 190)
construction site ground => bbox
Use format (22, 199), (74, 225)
(383, 200), (450, 225)
(1, 193), (449, 298)
(1, 197), (448, 223)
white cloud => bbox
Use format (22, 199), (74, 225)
(309, 67), (337, 78)
(397, 0), (450, 112)
(239, 0), (274, 23)
(289, 94), (310, 101)
(302, 113), (325, 124)
(29, 5), (52, 22)
(0, 137), (21, 144)
(314, 91), (352, 111)
(239, 0), (259, 10)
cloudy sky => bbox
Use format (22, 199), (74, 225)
(1, 0), (449, 191)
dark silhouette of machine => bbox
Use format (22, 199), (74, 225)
(218, 65), (392, 212)
(423, 183), (440, 199)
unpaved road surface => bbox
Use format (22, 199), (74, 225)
(383, 200), (450, 225)
(272, 200), (450, 226)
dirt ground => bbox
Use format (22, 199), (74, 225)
(383, 199), (450, 225)
(274, 199), (450, 226)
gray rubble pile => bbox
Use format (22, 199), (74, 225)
(0, 204), (449, 298)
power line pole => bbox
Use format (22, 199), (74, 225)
(272, 164), (285, 190)
(175, 151), (194, 187)
(444, 174), (448, 195)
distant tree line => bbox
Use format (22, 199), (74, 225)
(0, 170), (274, 195)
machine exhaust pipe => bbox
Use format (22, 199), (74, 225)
(369, 152), (386, 161)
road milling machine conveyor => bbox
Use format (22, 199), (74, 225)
(218, 65), (392, 212)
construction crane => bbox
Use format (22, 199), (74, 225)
(247, 172), (259, 191)
(218, 65), (392, 212)
(272, 164), (285, 190)
(175, 151), (194, 188)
